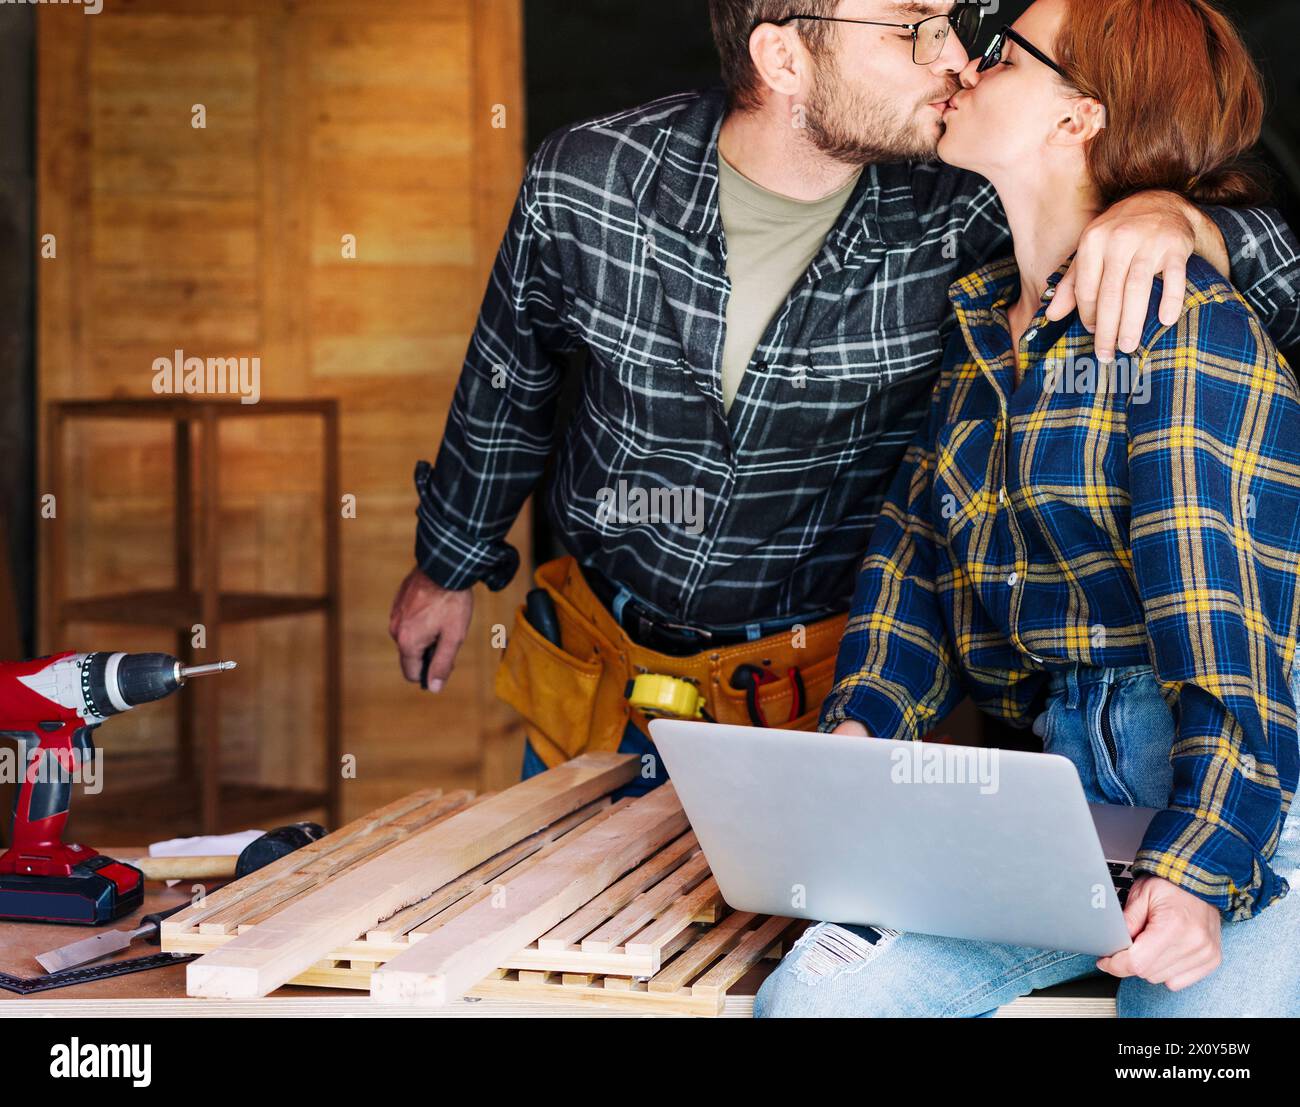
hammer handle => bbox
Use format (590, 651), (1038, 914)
(128, 855), (237, 881)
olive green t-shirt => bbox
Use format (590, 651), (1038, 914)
(716, 152), (862, 414)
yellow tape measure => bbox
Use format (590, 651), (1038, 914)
(625, 673), (707, 720)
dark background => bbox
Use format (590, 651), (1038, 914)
(1, 2), (1298, 645)
(523, 0), (1300, 221)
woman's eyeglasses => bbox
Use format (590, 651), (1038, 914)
(977, 24), (1069, 79)
(768, 3), (986, 67)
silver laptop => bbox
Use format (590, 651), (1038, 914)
(648, 719), (1158, 957)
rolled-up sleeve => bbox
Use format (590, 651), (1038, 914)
(414, 146), (577, 592)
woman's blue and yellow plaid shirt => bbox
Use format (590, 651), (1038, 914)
(822, 255), (1300, 919)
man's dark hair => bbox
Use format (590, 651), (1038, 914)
(709, 1), (840, 112)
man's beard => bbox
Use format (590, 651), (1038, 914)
(804, 55), (954, 165)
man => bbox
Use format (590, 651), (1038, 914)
(390, 0), (1300, 789)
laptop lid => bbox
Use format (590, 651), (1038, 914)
(649, 719), (1137, 957)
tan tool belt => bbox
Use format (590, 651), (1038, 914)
(494, 555), (848, 769)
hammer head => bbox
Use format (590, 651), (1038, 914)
(234, 821), (327, 879)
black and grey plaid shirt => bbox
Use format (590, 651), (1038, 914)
(416, 88), (1300, 628)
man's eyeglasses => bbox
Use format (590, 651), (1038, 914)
(768, 4), (986, 67)
(976, 24), (1069, 79)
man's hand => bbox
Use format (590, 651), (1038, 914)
(1096, 875), (1223, 991)
(1047, 191), (1228, 363)
(832, 721), (870, 737)
(389, 566), (474, 693)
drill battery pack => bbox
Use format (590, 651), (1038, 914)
(0, 854), (144, 925)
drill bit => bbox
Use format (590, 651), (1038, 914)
(178, 661), (237, 679)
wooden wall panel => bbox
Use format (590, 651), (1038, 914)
(469, 0), (533, 792)
(38, 0), (530, 833)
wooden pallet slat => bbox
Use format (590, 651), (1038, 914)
(648, 910), (756, 993)
(470, 972), (721, 1017)
(406, 799), (631, 939)
(161, 787), (451, 938)
(370, 784), (690, 1005)
(579, 851), (711, 955)
(196, 791), (477, 934)
(365, 798), (612, 943)
(689, 915), (797, 1000)
(535, 832), (699, 953)
(184, 753), (639, 998)
(163, 771), (796, 1015)
(622, 874), (723, 958)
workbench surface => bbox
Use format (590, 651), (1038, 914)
(0, 856), (762, 1016)
(0, 851), (1114, 1017)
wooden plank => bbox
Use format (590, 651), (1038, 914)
(35, 10), (88, 660)
(185, 754), (637, 998)
(196, 790), (473, 933)
(162, 787), (449, 938)
(621, 875), (723, 958)
(469, 973), (722, 1017)
(406, 801), (628, 937)
(690, 916), (797, 1001)
(0, 993), (770, 1018)
(0, 989), (1120, 1019)
(581, 854), (711, 954)
(166, 926), (660, 979)
(371, 785), (689, 1005)
(365, 799), (610, 943)
(534, 832), (699, 952)
(197, 406), (221, 833)
(648, 911), (756, 994)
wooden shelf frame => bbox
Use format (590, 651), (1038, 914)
(44, 396), (342, 834)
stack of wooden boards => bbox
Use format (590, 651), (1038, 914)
(164, 753), (799, 1015)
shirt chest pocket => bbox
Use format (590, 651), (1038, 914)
(1008, 408), (1131, 535)
(933, 417), (1001, 555)
(569, 292), (684, 369)
(795, 325), (944, 448)
(569, 293), (712, 446)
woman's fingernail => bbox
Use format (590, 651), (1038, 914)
(428, 678), (444, 693)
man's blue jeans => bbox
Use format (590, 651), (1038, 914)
(521, 719), (664, 799)
(755, 663), (1300, 1017)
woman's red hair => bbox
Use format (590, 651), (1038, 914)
(1056, 0), (1267, 206)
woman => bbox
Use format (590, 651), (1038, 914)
(758, 0), (1300, 1017)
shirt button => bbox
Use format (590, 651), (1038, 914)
(1024, 328), (1038, 343)
(1044, 288), (1056, 299)
(1007, 572), (1020, 587)
(997, 488), (1006, 505)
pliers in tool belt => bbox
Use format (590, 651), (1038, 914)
(730, 664), (806, 727)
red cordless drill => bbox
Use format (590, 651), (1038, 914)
(0, 651), (235, 925)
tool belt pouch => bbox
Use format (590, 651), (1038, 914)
(495, 556), (847, 768)
(494, 603), (607, 768)
(494, 557), (631, 768)
(700, 620), (845, 733)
